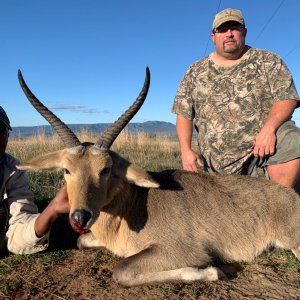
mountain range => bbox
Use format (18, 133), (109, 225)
(10, 121), (177, 138)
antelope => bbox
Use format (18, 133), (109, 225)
(17, 68), (300, 287)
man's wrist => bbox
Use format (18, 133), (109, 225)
(261, 122), (277, 134)
(180, 144), (193, 152)
(47, 200), (60, 220)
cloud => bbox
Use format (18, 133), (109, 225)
(49, 104), (113, 115)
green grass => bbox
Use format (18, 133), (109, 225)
(0, 250), (70, 273)
(270, 250), (300, 272)
(6, 132), (300, 276)
(2, 131), (300, 298)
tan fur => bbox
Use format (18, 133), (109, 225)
(17, 146), (300, 287)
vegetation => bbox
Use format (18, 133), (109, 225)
(7, 130), (184, 201)
(1, 131), (299, 299)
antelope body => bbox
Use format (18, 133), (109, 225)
(17, 69), (300, 287)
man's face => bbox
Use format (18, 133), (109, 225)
(211, 21), (247, 58)
(0, 123), (9, 158)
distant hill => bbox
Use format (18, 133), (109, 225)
(10, 121), (176, 138)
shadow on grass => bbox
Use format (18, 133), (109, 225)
(47, 214), (79, 252)
(34, 197), (79, 252)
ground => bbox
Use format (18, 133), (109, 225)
(0, 217), (299, 300)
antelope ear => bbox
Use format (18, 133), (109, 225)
(110, 151), (159, 188)
(17, 150), (64, 171)
(125, 164), (159, 188)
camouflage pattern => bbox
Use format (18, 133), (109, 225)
(172, 46), (300, 174)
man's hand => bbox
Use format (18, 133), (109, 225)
(252, 99), (298, 158)
(252, 125), (276, 158)
(49, 185), (70, 217)
(181, 148), (203, 173)
(34, 184), (70, 237)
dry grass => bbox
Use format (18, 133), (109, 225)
(6, 130), (185, 202)
(7, 129), (183, 170)
(2, 130), (300, 299)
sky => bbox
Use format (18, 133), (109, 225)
(1, 0), (300, 127)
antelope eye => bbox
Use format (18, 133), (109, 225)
(63, 168), (70, 175)
(100, 167), (111, 176)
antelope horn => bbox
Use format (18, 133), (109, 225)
(96, 67), (150, 151)
(18, 70), (81, 148)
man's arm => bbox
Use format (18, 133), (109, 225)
(253, 99), (298, 158)
(34, 185), (70, 237)
(5, 158), (70, 254)
(176, 115), (203, 172)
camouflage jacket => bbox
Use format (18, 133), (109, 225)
(172, 46), (300, 174)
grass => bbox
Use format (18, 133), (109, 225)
(7, 130), (186, 199)
(6, 130), (185, 213)
(6, 131), (300, 271)
(2, 130), (300, 298)
(4, 130), (187, 297)
(280, 250), (300, 271)
(6, 130), (189, 215)
(264, 249), (300, 273)
(0, 250), (69, 273)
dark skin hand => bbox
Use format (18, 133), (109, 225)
(34, 184), (70, 237)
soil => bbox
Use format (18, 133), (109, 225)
(0, 217), (299, 300)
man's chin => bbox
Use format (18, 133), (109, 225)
(223, 46), (239, 54)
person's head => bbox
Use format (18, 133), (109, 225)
(0, 107), (11, 158)
(211, 8), (247, 59)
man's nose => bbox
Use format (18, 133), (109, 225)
(225, 29), (234, 36)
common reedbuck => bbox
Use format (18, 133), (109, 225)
(17, 69), (300, 287)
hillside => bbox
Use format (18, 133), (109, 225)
(10, 121), (176, 137)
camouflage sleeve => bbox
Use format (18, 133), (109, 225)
(264, 52), (300, 104)
(171, 66), (195, 120)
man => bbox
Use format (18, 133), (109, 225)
(172, 8), (300, 190)
(0, 106), (70, 254)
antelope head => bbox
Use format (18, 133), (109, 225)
(17, 68), (159, 234)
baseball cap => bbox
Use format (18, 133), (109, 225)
(0, 106), (12, 130)
(212, 8), (245, 31)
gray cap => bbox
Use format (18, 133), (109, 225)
(0, 106), (12, 130)
(212, 8), (245, 31)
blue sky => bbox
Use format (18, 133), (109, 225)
(1, 0), (300, 127)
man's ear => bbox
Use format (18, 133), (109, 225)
(211, 32), (216, 43)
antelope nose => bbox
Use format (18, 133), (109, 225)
(71, 209), (92, 228)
